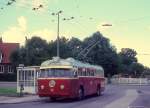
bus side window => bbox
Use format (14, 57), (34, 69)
(91, 70), (94, 76)
(97, 70), (100, 76)
(85, 68), (87, 76)
(81, 71), (84, 76)
(97, 69), (101, 77)
(96, 70), (99, 76)
(94, 70), (96, 76)
(78, 71), (81, 76)
(87, 68), (89, 76)
(83, 69), (86, 76)
(78, 71), (80, 76)
(81, 68), (84, 76)
(87, 69), (89, 76)
(78, 68), (82, 76)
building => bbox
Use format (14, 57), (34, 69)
(0, 37), (19, 74)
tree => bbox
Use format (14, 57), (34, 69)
(118, 48), (144, 77)
(25, 36), (50, 65)
(10, 49), (20, 66)
(67, 37), (82, 58)
(48, 37), (72, 59)
(78, 32), (120, 76)
(10, 36), (50, 66)
(129, 63), (144, 77)
(119, 48), (137, 65)
(143, 67), (150, 78)
(10, 33), (148, 78)
(10, 47), (27, 66)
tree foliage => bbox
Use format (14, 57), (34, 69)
(11, 36), (50, 66)
(78, 32), (120, 76)
(10, 32), (149, 77)
(118, 48), (145, 77)
(119, 48), (137, 65)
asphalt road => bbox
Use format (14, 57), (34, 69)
(0, 85), (150, 108)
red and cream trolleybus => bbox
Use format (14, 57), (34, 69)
(37, 57), (105, 100)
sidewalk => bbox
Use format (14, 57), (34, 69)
(0, 95), (43, 104)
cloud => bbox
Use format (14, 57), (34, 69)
(31, 29), (57, 40)
(18, 16), (27, 32)
(2, 16), (27, 44)
(2, 16), (57, 45)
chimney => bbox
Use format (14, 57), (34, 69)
(0, 37), (2, 43)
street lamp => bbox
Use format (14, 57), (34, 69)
(52, 10), (63, 57)
(51, 11), (74, 57)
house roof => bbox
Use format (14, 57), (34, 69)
(0, 41), (19, 64)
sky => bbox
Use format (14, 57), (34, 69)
(0, 0), (150, 67)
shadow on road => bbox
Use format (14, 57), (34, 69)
(40, 94), (105, 103)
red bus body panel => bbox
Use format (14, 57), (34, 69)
(38, 78), (79, 98)
(37, 77), (105, 98)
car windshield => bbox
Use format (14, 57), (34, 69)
(39, 68), (74, 78)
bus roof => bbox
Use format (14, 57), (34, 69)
(40, 57), (103, 71)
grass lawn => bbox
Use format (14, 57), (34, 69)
(0, 88), (17, 95)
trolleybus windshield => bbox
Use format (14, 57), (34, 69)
(39, 68), (75, 78)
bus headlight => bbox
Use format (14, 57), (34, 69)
(60, 85), (64, 90)
(41, 85), (45, 90)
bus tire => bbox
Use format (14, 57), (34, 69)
(96, 85), (101, 96)
(50, 97), (56, 101)
(78, 87), (84, 100)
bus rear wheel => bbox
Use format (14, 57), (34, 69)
(78, 88), (84, 100)
(96, 86), (101, 96)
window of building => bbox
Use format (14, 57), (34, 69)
(8, 65), (13, 73)
(0, 65), (4, 73)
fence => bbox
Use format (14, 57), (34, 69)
(110, 78), (150, 85)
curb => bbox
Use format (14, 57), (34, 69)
(0, 96), (42, 104)
(0, 99), (41, 104)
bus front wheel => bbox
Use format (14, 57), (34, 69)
(78, 88), (84, 100)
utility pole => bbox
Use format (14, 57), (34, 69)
(52, 10), (63, 57)
(57, 12), (60, 57)
(25, 36), (29, 65)
(52, 11), (74, 57)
